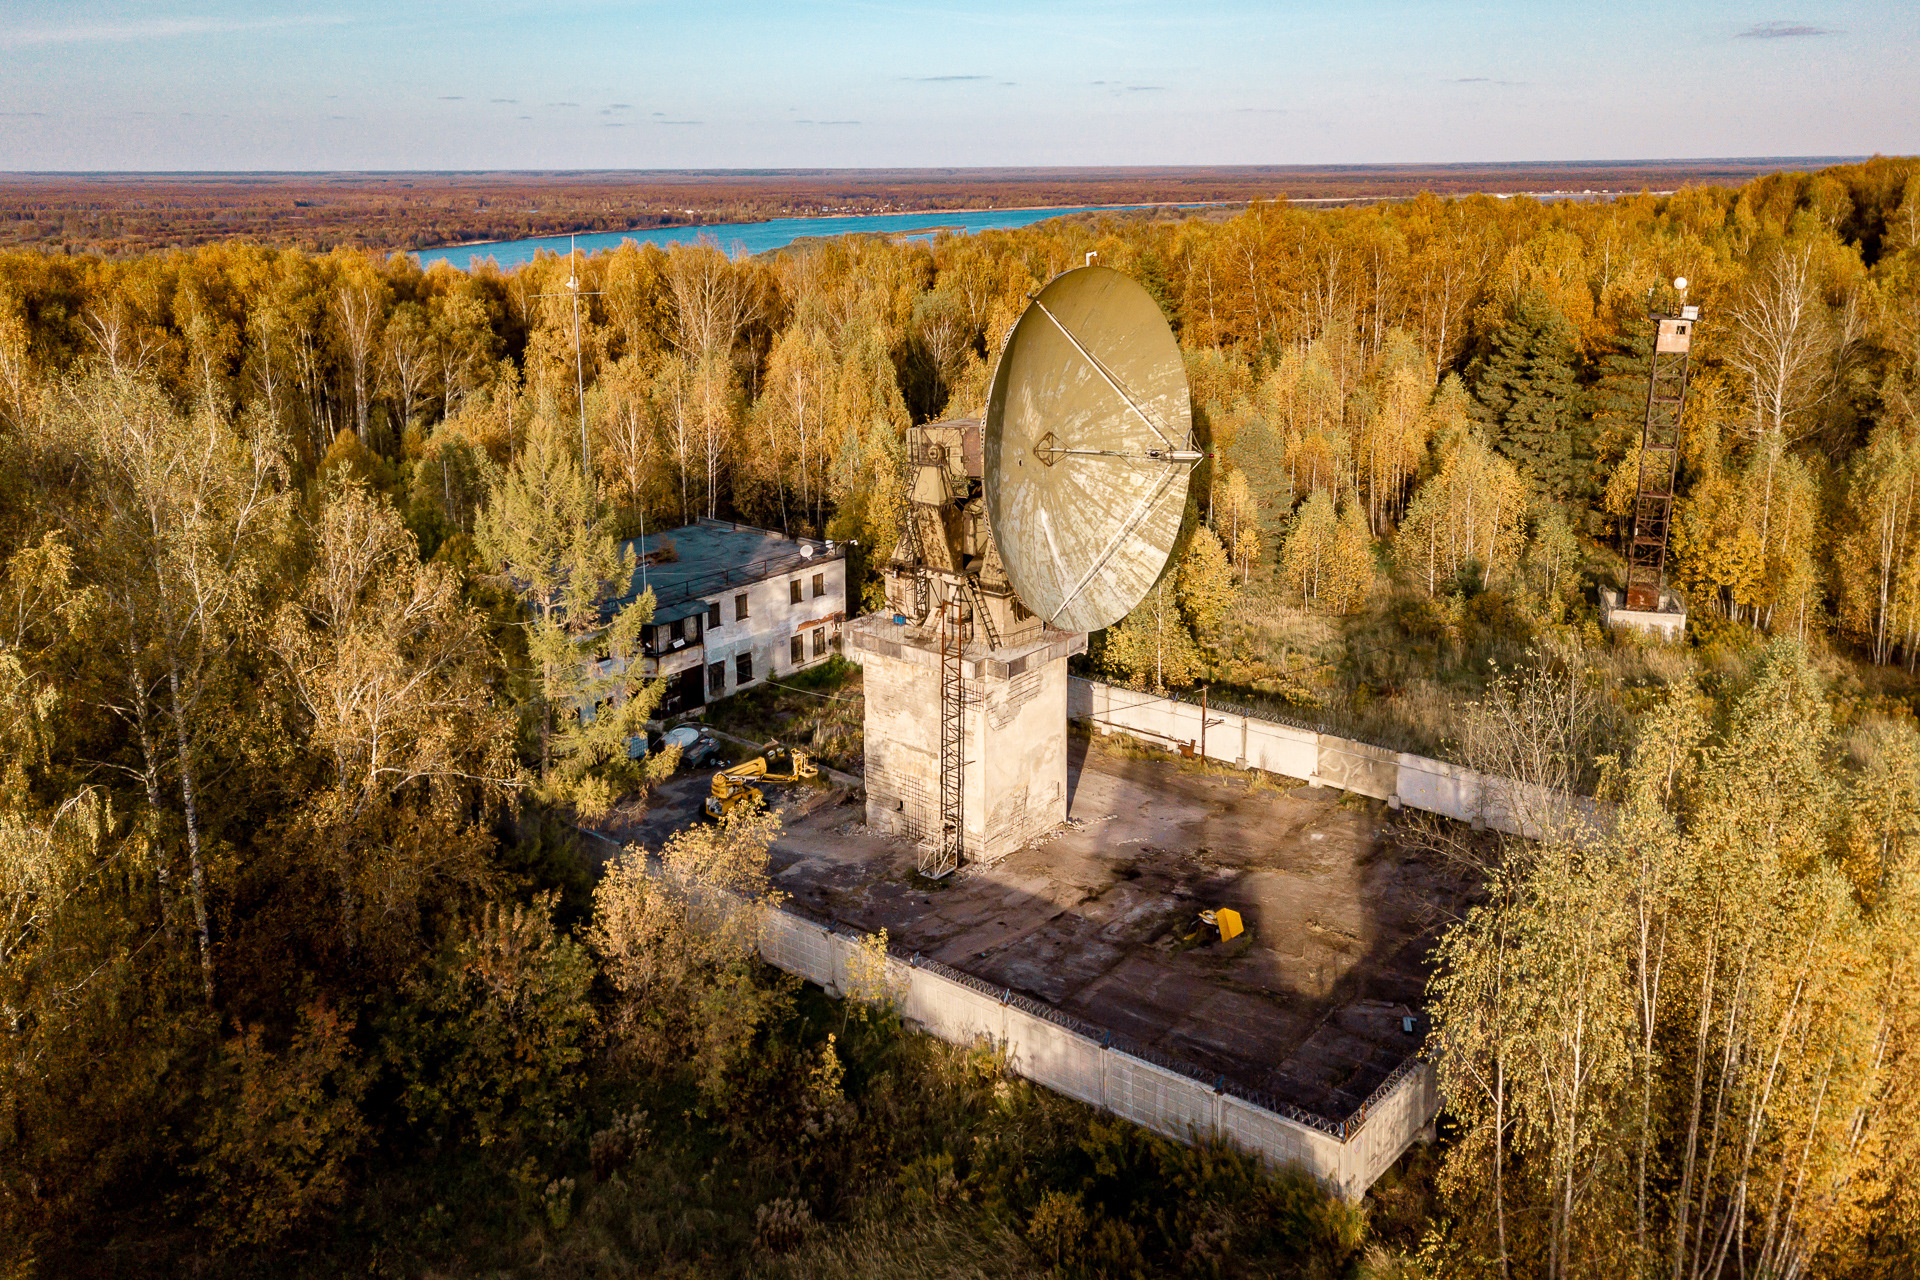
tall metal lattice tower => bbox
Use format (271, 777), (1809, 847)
(1624, 290), (1701, 611)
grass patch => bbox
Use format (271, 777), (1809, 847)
(702, 656), (865, 774)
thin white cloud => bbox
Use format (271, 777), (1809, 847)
(1737, 21), (1835, 38)
(0, 15), (351, 49)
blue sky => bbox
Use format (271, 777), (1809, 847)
(0, 2), (1912, 170)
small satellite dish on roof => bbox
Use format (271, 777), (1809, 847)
(983, 265), (1200, 634)
(800, 544), (815, 559)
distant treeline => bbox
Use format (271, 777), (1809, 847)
(0, 158), (1860, 256)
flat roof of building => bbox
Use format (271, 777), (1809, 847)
(604, 732), (1476, 1126)
(610, 519), (842, 615)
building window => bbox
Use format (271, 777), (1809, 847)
(707, 661), (725, 696)
(812, 572), (825, 598)
(812, 627), (826, 657)
(669, 617), (684, 642)
(708, 601), (721, 629)
(789, 579), (803, 604)
(791, 635), (805, 666)
(735, 652), (754, 685)
(734, 592), (749, 621)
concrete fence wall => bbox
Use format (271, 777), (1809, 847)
(1068, 677), (1582, 840)
(754, 903), (1435, 1201)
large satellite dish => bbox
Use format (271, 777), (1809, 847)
(983, 265), (1200, 634)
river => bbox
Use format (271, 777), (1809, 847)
(415, 204), (1199, 271)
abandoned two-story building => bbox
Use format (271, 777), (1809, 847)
(606, 519), (849, 717)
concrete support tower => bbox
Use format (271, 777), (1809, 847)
(850, 420), (1086, 874)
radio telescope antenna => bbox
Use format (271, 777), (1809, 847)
(871, 264), (1198, 878)
(984, 264), (1201, 634)
(534, 234), (605, 476)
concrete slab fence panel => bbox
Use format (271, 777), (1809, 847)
(1346, 1062), (1440, 1192)
(759, 910), (837, 989)
(1002, 1011), (1107, 1107)
(1239, 720), (1319, 780)
(1218, 1094), (1344, 1184)
(1101, 1052), (1216, 1145)
(898, 964), (1016, 1048)
(1069, 679), (1596, 843)
(1314, 736), (1399, 799)
(1395, 754), (1481, 824)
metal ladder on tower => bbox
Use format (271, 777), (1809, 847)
(963, 575), (1001, 652)
(1624, 311), (1695, 610)
(921, 600), (965, 879)
(898, 509), (932, 621)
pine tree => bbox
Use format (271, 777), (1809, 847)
(1470, 290), (1587, 504)
(1589, 313), (1656, 539)
(474, 417), (662, 815)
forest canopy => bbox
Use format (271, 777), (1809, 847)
(1, 156), (1918, 1277)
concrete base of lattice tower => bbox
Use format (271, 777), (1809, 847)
(849, 613), (1087, 865)
(1601, 586), (1688, 643)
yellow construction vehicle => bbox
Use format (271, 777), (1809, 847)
(1180, 907), (1245, 947)
(703, 744), (820, 821)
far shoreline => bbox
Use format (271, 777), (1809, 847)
(420, 200), (1233, 255)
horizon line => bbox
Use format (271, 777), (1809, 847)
(0, 155), (1889, 180)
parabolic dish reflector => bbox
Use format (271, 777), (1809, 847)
(984, 265), (1197, 634)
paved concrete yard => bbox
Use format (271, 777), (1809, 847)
(615, 732), (1477, 1121)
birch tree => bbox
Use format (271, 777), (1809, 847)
(68, 374), (288, 998)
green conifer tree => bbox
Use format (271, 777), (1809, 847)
(1470, 291), (1588, 505)
(474, 417), (662, 815)
(1588, 312), (1656, 539)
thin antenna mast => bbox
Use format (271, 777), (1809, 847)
(534, 234), (605, 476)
